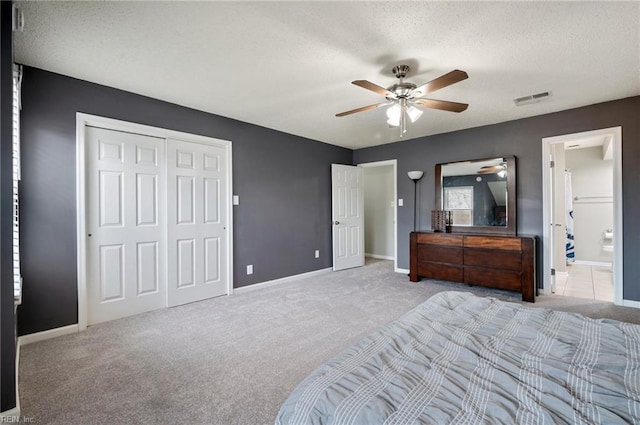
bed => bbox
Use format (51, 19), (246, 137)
(276, 291), (640, 424)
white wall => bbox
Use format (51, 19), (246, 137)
(364, 166), (394, 259)
(566, 146), (613, 263)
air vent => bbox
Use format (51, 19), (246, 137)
(513, 91), (552, 106)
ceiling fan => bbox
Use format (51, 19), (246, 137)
(336, 65), (469, 137)
(478, 163), (507, 176)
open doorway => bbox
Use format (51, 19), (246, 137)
(542, 127), (622, 304)
(358, 160), (398, 272)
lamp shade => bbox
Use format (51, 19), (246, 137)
(407, 171), (424, 181)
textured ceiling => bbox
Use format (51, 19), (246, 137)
(13, 1), (640, 149)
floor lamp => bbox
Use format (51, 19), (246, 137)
(408, 171), (424, 231)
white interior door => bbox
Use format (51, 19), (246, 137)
(551, 144), (567, 279)
(332, 164), (364, 271)
(167, 138), (229, 307)
(86, 126), (166, 325)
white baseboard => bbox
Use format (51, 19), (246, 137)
(19, 324), (79, 346)
(622, 299), (640, 309)
(11, 324), (79, 419)
(572, 260), (612, 267)
(395, 268), (409, 274)
(14, 340), (20, 418)
(1, 339), (21, 420)
(365, 253), (394, 261)
(234, 267), (332, 294)
(0, 406), (20, 420)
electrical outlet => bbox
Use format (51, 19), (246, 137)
(246, 264), (253, 275)
(398, 198), (404, 206)
(233, 195), (239, 205)
(315, 250), (320, 258)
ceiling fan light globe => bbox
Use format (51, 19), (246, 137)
(407, 106), (423, 123)
(386, 117), (400, 127)
(386, 103), (401, 126)
(386, 103), (401, 118)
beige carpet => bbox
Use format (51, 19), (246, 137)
(17, 259), (640, 424)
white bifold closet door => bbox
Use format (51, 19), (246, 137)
(166, 138), (228, 307)
(86, 128), (229, 325)
(86, 126), (166, 325)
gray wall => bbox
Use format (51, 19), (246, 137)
(15, 64), (640, 341)
(18, 67), (351, 336)
(1, 1), (17, 411)
(353, 96), (640, 301)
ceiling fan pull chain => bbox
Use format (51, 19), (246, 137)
(401, 99), (408, 137)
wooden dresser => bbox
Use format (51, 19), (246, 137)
(410, 232), (536, 302)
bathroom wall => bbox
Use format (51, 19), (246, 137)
(363, 165), (394, 259)
(566, 146), (614, 264)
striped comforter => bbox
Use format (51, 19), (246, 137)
(276, 291), (640, 425)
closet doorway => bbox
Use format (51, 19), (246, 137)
(541, 127), (622, 304)
(77, 114), (233, 329)
(359, 160), (398, 272)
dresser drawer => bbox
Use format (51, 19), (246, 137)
(464, 235), (521, 251)
(418, 263), (464, 282)
(417, 233), (463, 246)
(464, 267), (522, 291)
(418, 245), (463, 264)
(464, 248), (521, 271)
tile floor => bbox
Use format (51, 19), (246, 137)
(554, 263), (614, 302)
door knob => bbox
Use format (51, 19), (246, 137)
(334, 221), (340, 225)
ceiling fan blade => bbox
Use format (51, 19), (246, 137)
(352, 80), (396, 98)
(413, 98), (469, 113)
(478, 166), (502, 173)
(335, 102), (386, 117)
(412, 70), (468, 96)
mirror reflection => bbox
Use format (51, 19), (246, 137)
(440, 158), (508, 227)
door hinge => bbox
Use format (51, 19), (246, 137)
(550, 160), (554, 168)
(550, 268), (556, 276)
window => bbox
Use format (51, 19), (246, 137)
(444, 186), (473, 226)
(13, 64), (22, 302)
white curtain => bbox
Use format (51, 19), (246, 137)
(565, 171), (575, 262)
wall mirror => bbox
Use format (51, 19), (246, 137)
(434, 156), (516, 235)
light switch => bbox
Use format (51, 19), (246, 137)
(398, 198), (404, 206)
(233, 195), (239, 205)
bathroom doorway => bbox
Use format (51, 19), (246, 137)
(542, 127), (622, 304)
(358, 160), (398, 272)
